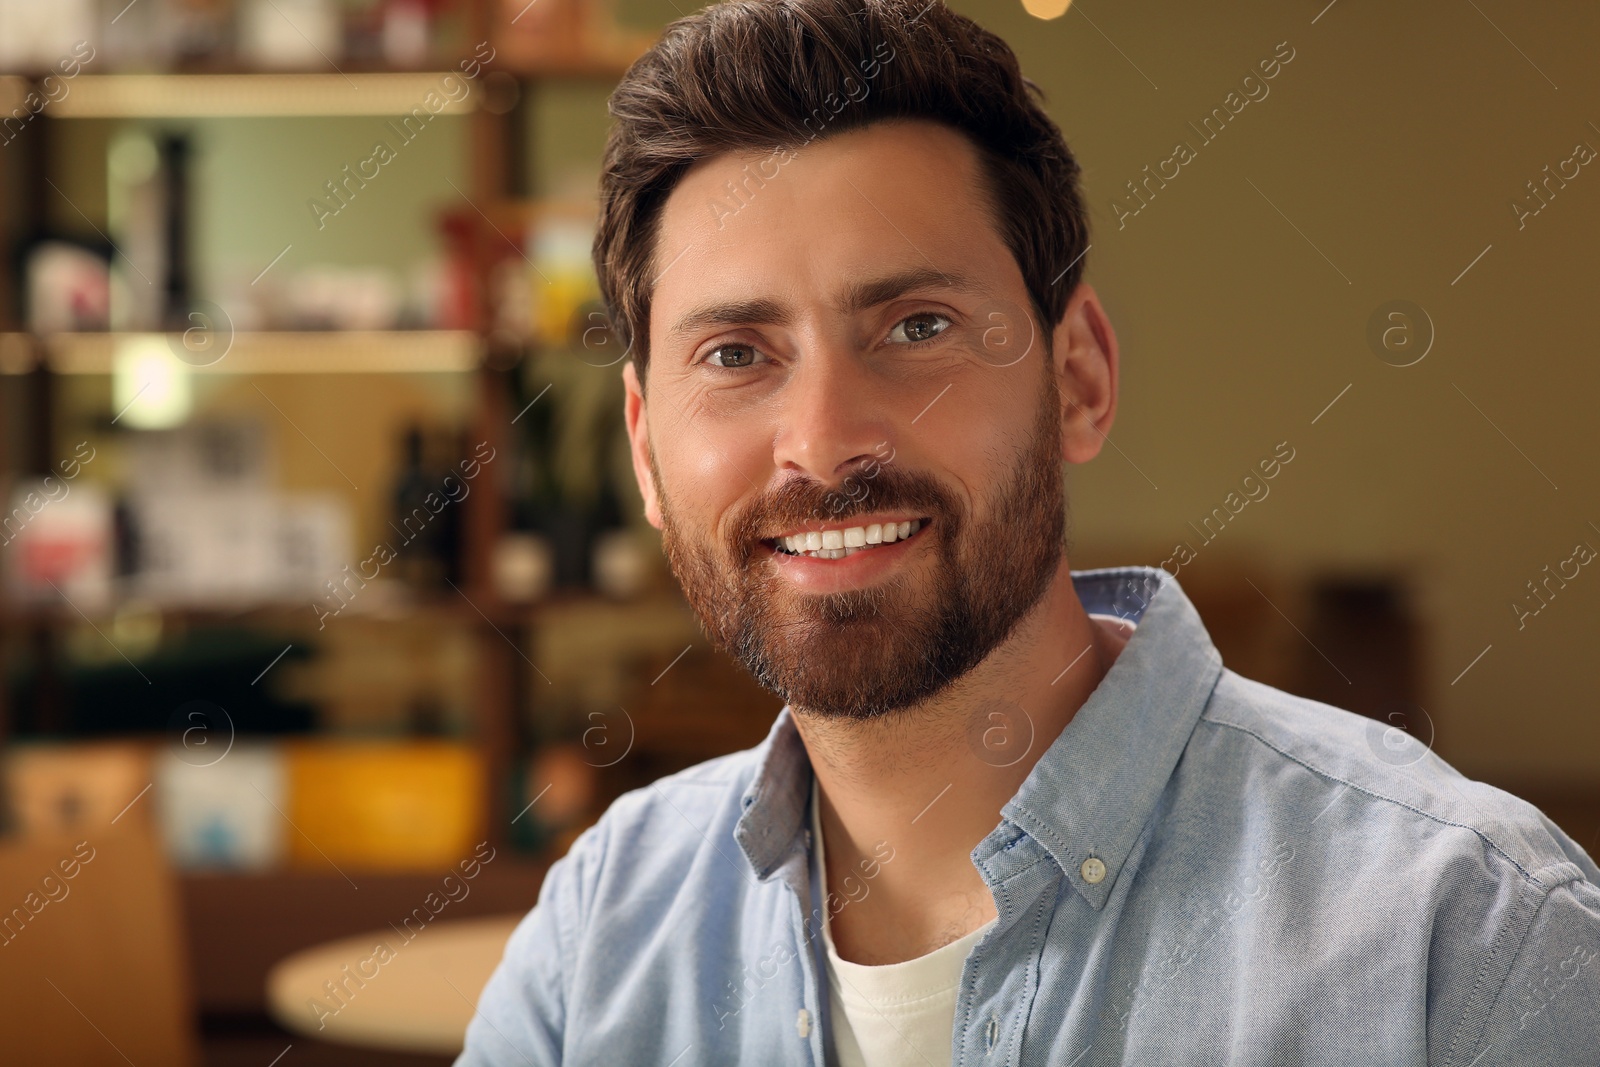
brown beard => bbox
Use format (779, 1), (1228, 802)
(654, 377), (1066, 721)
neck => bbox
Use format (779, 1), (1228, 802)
(790, 559), (1129, 964)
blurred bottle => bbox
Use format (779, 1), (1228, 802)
(526, 208), (599, 350)
(389, 423), (447, 587)
(159, 133), (193, 329)
(435, 211), (479, 330)
(105, 129), (193, 331)
(107, 130), (164, 331)
(437, 426), (466, 586)
(491, 375), (556, 602)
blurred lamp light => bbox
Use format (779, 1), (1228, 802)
(1023, 0), (1073, 18)
(113, 335), (192, 429)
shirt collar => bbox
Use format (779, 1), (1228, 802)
(1001, 565), (1223, 909)
(734, 706), (813, 881)
(734, 566), (1224, 900)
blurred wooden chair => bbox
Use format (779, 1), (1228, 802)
(0, 823), (199, 1066)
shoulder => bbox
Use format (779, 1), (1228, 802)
(544, 731), (773, 921)
(461, 734), (781, 1064)
(1180, 671), (1600, 1059)
(587, 738), (766, 850)
(1194, 668), (1598, 892)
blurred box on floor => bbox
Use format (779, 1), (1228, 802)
(1, 740), (151, 837)
(286, 740), (484, 871)
(156, 742), (286, 870)
(5, 739), (485, 874)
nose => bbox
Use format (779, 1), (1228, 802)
(770, 340), (892, 485)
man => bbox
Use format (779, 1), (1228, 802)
(459, 1), (1600, 1063)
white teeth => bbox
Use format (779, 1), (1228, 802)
(774, 519), (925, 558)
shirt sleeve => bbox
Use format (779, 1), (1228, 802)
(1450, 872), (1600, 1066)
(453, 825), (602, 1067)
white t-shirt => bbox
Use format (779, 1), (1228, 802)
(811, 782), (996, 1067)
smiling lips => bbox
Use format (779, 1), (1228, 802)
(768, 518), (927, 560)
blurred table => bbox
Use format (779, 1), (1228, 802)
(266, 914), (520, 1055)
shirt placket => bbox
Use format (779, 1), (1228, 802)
(774, 833), (832, 1066)
(953, 833), (1067, 1066)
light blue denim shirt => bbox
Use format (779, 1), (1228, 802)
(458, 566), (1600, 1065)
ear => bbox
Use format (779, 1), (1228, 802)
(623, 360), (663, 529)
(1050, 282), (1119, 466)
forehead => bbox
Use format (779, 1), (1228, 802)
(649, 120), (1019, 339)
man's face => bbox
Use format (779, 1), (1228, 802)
(626, 120), (1076, 720)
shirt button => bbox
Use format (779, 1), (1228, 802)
(1081, 856), (1106, 884)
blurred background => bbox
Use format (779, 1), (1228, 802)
(0, 0), (1595, 1063)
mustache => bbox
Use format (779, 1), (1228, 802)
(727, 465), (958, 551)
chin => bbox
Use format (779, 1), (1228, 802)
(732, 611), (963, 721)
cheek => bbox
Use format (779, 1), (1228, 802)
(655, 424), (759, 535)
(911, 386), (1010, 476)
(679, 397), (770, 485)
(694, 443), (735, 483)
(932, 389), (1046, 515)
(685, 444), (747, 523)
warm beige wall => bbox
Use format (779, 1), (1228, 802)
(605, 0), (1600, 784)
(965, 0), (1600, 785)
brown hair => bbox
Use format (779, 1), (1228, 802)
(592, 0), (1089, 384)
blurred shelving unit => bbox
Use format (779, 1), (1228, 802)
(0, 0), (657, 1047)
(6, 329), (481, 374)
(39, 72), (482, 118)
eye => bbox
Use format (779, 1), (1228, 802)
(887, 312), (952, 345)
(702, 343), (766, 369)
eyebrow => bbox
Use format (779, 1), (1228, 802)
(666, 266), (981, 342)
